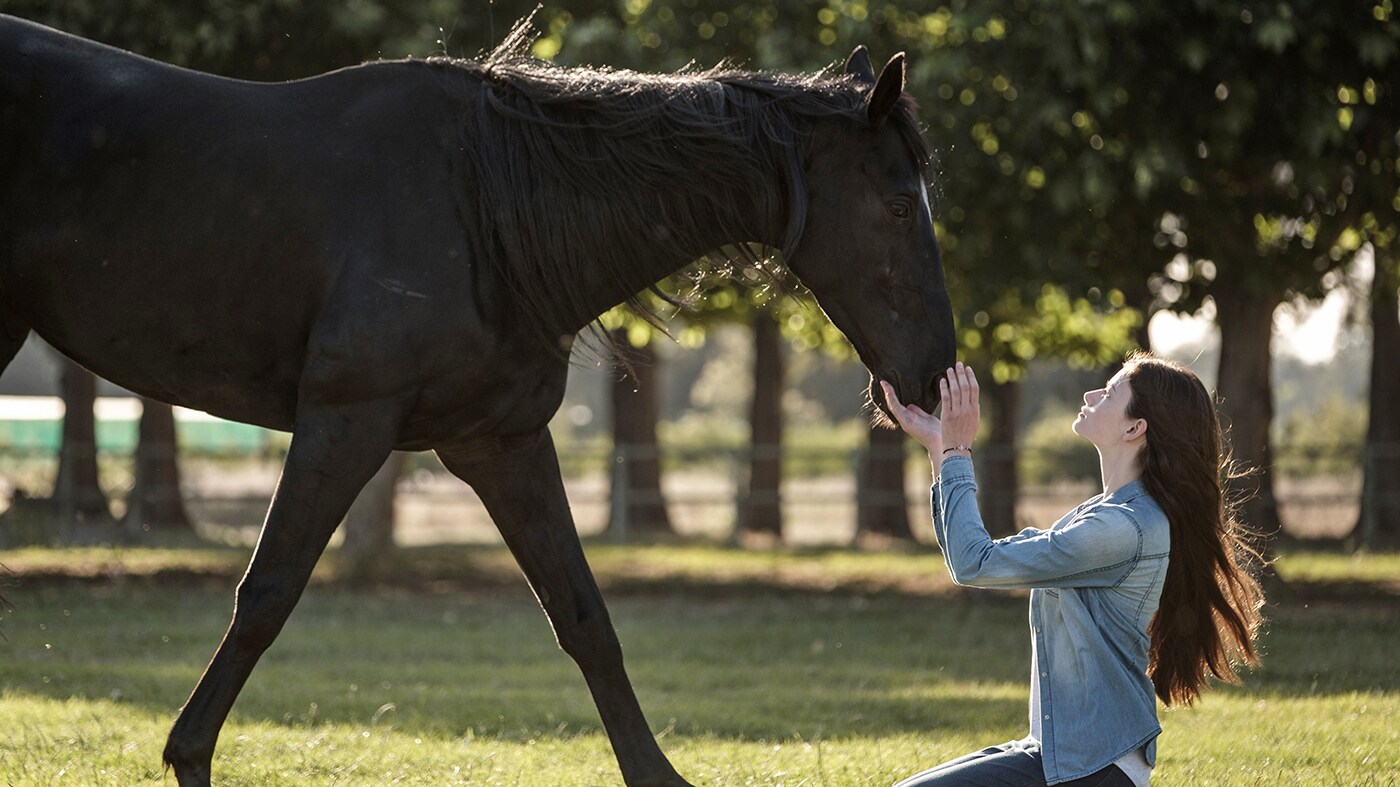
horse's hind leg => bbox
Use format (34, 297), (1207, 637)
(438, 430), (694, 787)
(163, 398), (408, 787)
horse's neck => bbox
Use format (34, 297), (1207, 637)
(549, 149), (788, 334)
(469, 70), (801, 339)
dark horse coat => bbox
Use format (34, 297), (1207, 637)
(0, 15), (955, 786)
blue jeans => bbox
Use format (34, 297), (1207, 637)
(893, 740), (1135, 787)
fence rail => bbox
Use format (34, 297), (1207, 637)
(1, 441), (1394, 548)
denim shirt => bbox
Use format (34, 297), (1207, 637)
(931, 456), (1170, 785)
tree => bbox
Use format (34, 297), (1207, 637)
(855, 421), (914, 542)
(893, 2), (1396, 547)
(51, 359), (112, 535)
(721, 277), (845, 545)
(340, 452), (406, 576)
(605, 325), (674, 539)
(1106, 2), (1392, 539)
(736, 307), (784, 541)
(123, 398), (192, 533)
(1358, 249), (1400, 548)
(1336, 13), (1400, 549)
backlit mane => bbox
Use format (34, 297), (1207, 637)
(428, 26), (931, 352)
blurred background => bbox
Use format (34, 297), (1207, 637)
(0, 0), (1395, 565)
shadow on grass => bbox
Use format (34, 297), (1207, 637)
(2, 580), (1033, 742)
(2, 538), (982, 601)
(3, 539), (1397, 746)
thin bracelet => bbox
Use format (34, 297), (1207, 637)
(942, 444), (970, 455)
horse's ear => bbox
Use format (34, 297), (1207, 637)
(867, 52), (906, 125)
(845, 46), (876, 85)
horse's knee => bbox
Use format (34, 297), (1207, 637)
(551, 604), (622, 668)
(228, 579), (300, 652)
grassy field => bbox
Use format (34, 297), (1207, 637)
(1, 544), (1397, 786)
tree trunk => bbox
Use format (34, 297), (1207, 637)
(123, 397), (192, 533)
(606, 331), (672, 539)
(1212, 281), (1284, 540)
(855, 421), (915, 542)
(980, 377), (1021, 537)
(52, 358), (112, 533)
(1123, 279), (1156, 353)
(341, 451), (405, 576)
(1356, 251), (1400, 549)
(737, 313), (783, 541)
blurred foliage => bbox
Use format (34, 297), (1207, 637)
(0, 0), (472, 77)
(560, 0), (1153, 382)
(1273, 393), (1368, 478)
(1021, 389), (1372, 485)
(5, 0), (1395, 419)
(1019, 402), (1099, 484)
(957, 284), (1140, 384)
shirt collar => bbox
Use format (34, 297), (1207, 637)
(1104, 478), (1148, 504)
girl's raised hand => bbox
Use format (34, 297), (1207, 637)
(880, 380), (943, 458)
(939, 362), (980, 452)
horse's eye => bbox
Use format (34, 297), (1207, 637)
(887, 199), (913, 221)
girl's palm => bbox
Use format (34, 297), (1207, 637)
(880, 380), (943, 455)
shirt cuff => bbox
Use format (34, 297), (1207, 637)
(938, 454), (976, 484)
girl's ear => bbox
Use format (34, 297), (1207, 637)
(1124, 418), (1148, 443)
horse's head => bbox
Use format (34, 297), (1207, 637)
(787, 47), (956, 423)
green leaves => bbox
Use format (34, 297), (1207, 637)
(1254, 17), (1298, 53)
(18, 0), (1393, 375)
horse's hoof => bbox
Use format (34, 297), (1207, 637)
(163, 742), (213, 787)
(631, 775), (696, 787)
(167, 763), (211, 787)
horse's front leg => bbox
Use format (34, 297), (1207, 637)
(438, 431), (695, 787)
(163, 398), (409, 786)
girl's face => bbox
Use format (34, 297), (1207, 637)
(1072, 367), (1144, 448)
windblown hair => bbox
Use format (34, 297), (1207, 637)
(1124, 351), (1266, 706)
(430, 21), (930, 354)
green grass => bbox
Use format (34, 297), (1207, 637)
(1, 544), (1397, 785)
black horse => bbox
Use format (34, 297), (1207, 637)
(0, 15), (955, 787)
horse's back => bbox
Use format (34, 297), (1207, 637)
(0, 17), (498, 430)
(0, 14), (204, 113)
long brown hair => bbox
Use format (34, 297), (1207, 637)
(1123, 351), (1265, 706)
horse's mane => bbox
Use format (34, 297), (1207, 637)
(430, 25), (931, 356)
